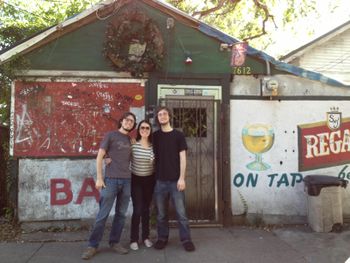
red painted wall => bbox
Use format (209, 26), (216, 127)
(13, 81), (144, 157)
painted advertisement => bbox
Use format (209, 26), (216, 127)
(11, 81), (145, 157)
(18, 159), (133, 221)
(298, 113), (350, 171)
(231, 100), (350, 218)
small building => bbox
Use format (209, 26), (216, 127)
(281, 20), (350, 85)
(1, 0), (350, 226)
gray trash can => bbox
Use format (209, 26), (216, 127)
(303, 175), (348, 232)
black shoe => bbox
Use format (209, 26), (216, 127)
(183, 241), (195, 252)
(154, 240), (167, 250)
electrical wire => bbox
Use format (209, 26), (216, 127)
(312, 51), (350, 71)
(95, 1), (122, 21)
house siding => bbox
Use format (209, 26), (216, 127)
(290, 28), (350, 84)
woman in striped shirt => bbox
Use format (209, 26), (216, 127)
(129, 120), (155, 251)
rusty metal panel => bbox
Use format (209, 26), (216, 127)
(12, 81), (144, 157)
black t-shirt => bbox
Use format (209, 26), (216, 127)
(153, 129), (187, 181)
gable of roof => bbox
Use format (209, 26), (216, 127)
(0, 0), (199, 63)
(280, 20), (350, 63)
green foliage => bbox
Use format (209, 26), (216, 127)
(0, 56), (29, 126)
(3, 207), (14, 221)
(0, 0), (100, 48)
(166, 0), (318, 50)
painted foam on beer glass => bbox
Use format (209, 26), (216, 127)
(242, 123), (275, 171)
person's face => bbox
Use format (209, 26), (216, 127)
(157, 109), (170, 125)
(121, 115), (135, 132)
(139, 123), (151, 138)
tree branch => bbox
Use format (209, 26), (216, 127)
(244, 0), (276, 41)
(192, 0), (241, 18)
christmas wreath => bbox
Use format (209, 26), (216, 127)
(104, 10), (164, 77)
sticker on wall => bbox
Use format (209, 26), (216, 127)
(231, 42), (248, 67)
(242, 123), (275, 171)
(134, 94), (143, 101)
(298, 107), (350, 171)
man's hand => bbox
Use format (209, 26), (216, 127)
(177, 178), (186, 191)
(95, 178), (106, 190)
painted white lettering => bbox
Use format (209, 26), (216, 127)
(329, 130), (341, 154)
(305, 135), (319, 158)
(96, 91), (113, 101)
(318, 132), (330, 156)
(341, 129), (350, 152)
(305, 129), (350, 158)
(61, 101), (79, 107)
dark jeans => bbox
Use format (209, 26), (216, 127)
(154, 180), (192, 243)
(130, 174), (155, 242)
(88, 177), (131, 248)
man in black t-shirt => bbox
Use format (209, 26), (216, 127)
(153, 106), (195, 252)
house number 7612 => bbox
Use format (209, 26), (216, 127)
(233, 66), (251, 75)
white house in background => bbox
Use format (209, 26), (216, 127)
(280, 20), (350, 85)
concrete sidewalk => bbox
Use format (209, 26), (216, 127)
(1, 225), (350, 263)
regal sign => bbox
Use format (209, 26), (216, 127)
(298, 110), (350, 171)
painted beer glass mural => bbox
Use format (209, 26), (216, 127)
(242, 123), (274, 171)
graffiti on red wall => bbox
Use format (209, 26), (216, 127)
(13, 81), (144, 157)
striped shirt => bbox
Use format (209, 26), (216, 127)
(131, 142), (155, 176)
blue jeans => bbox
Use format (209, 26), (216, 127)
(88, 177), (131, 248)
(154, 180), (191, 243)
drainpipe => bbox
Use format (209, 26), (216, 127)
(260, 58), (271, 96)
(265, 58), (271, 76)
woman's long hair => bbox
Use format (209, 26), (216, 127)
(136, 120), (153, 144)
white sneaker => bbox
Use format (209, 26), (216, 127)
(130, 242), (139, 251)
(144, 239), (153, 248)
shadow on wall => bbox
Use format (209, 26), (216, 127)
(0, 126), (9, 216)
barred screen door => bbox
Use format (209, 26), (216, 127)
(159, 95), (221, 224)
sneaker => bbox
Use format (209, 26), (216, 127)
(183, 241), (195, 252)
(111, 243), (129, 254)
(144, 238), (153, 248)
(130, 242), (139, 251)
(81, 247), (97, 260)
(153, 240), (167, 250)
